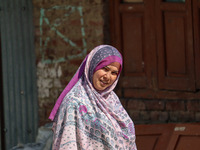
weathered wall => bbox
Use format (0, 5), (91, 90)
(33, 0), (199, 126)
(33, 0), (110, 125)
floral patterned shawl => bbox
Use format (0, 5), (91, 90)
(49, 45), (137, 150)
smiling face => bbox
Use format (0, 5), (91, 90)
(92, 62), (121, 91)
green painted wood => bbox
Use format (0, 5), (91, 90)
(0, 0), (38, 149)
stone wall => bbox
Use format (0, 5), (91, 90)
(33, 0), (109, 125)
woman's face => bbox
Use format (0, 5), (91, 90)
(92, 62), (120, 91)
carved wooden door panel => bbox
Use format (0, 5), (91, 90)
(135, 124), (175, 150)
(110, 0), (157, 97)
(166, 124), (200, 150)
(156, 0), (195, 91)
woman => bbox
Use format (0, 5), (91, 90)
(49, 45), (137, 150)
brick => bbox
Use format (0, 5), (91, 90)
(150, 111), (168, 122)
(145, 100), (165, 111)
(49, 88), (60, 100)
(140, 111), (151, 121)
(195, 112), (200, 122)
(43, 100), (55, 109)
(89, 20), (104, 26)
(53, 79), (62, 88)
(38, 88), (50, 98)
(127, 99), (146, 110)
(186, 100), (200, 111)
(128, 110), (151, 124)
(166, 100), (185, 111)
(169, 111), (195, 122)
(46, 107), (52, 119)
(38, 109), (45, 122)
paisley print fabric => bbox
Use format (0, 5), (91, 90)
(50, 45), (137, 150)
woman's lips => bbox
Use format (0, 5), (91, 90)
(100, 80), (109, 86)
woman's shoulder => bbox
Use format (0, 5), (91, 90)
(109, 91), (120, 101)
(62, 82), (91, 106)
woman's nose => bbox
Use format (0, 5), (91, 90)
(103, 72), (110, 80)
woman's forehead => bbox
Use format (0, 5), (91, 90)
(107, 62), (120, 70)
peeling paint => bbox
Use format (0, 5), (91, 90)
(37, 62), (63, 78)
(57, 66), (62, 77)
(37, 61), (63, 98)
(54, 79), (62, 88)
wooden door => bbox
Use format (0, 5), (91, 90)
(193, 0), (200, 89)
(135, 124), (175, 150)
(166, 124), (200, 150)
(110, 0), (157, 95)
(156, 0), (195, 91)
(110, 0), (197, 98)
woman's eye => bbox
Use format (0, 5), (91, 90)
(112, 72), (118, 75)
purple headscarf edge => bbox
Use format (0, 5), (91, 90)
(49, 56), (88, 121)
